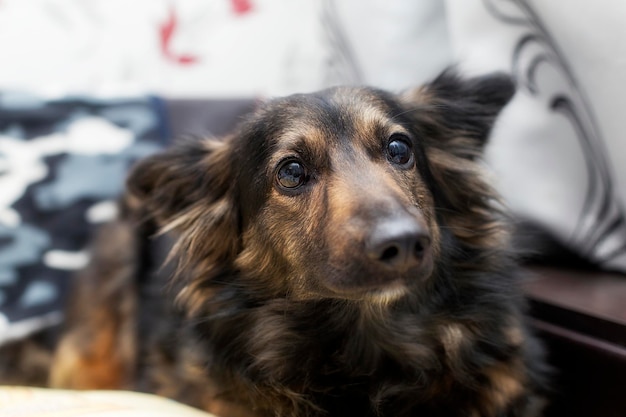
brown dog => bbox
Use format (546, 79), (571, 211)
(50, 70), (548, 417)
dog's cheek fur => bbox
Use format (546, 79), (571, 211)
(126, 138), (241, 311)
(236, 186), (331, 298)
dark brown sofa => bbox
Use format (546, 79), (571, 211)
(526, 267), (626, 417)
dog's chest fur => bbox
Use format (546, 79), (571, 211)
(136, 249), (534, 417)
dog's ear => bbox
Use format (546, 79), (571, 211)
(403, 69), (515, 155)
(126, 138), (239, 263)
(402, 70), (515, 250)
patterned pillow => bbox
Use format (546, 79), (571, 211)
(445, 0), (626, 272)
(0, 93), (169, 344)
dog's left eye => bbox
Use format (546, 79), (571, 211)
(387, 135), (414, 167)
(277, 160), (308, 190)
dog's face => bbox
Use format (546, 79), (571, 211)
(232, 87), (439, 301)
(129, 70), (514, 305)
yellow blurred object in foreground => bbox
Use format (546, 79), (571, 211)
(0, 386), (215, 417)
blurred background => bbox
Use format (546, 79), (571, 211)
(0, 2), (625, 413)
(0, 0), (451, 97)
(0, 0), (626, 417)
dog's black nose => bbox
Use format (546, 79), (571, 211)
(367, 218), (431, 271)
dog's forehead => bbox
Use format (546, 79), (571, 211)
(263, 87), (406, 151)
(301, 86), (399, 128)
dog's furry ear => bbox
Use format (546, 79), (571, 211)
(403, 69), (515, 155)
(403, 70), (515, 250)
(127, 138), (239, 263)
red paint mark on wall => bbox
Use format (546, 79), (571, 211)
(159, 7), (199, 66)
(231, 0), (253, 15)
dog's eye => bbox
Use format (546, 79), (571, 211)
(387, 135), (413, 167)
(277, 160), (308, 189)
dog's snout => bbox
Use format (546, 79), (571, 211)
(367, 218), (431, 271)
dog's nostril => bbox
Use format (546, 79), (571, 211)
(373, 236), (423, 269)
(380, 245), (400, 262)
(414, 237), (429, 258)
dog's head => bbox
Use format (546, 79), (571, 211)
(128, 70), (514, 305)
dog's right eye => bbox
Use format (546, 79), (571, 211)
(386, 134), (414, 168)
(276, 160), (308, 190)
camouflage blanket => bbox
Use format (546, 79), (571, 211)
(0, 93), (170, 345)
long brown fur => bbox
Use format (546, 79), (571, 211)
(49, 70), (548, 417)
